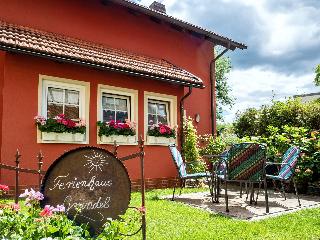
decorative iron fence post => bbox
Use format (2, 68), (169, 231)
(15, 149), (21, 203)
(37, 150), (44, 190)
(139, 136), (146, 240)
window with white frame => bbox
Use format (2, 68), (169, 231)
(147, 100), (169, 128)
(102, 93), (130, 122)
(42, 80), (86, 120)
(144, 91), (177, 145)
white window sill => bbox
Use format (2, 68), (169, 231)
(40, 132), (87, 144)
(98, 135), (137, 145)
(146, 136), (176, 146)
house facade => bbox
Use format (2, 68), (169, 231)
(0, 0), (245, 189)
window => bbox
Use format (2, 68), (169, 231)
(97, 84), (138, 145)
(42, 80), (86, 120)
(144, 91), (177, 145)
(102, 94), (130, 122)
(147, 100), (169, 128)
(38, 75), (90, 144)
(47, 87), (80, 119)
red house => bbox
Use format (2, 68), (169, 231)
(0, 0), (246, 189)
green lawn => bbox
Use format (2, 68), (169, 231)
(130, 188), (320, 240)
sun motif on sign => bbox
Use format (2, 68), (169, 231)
(83, 151), (109, 173)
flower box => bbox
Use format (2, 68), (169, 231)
(100, 135), (136, 144)
(147, 136), (176, 145)
(42, 132), (85, 142)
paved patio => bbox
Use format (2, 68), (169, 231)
(162, 186), (320, 220)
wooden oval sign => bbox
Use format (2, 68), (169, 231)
(41, 147), (131, 233)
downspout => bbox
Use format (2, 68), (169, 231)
(180, 86), (192, 155)
(210, 41), (231, 138)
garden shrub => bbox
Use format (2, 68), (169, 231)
(233, 98), (320, 186)
(243, 126), (320, 185)
(182, 117), (205, 173)
(234, 98), (320, 137)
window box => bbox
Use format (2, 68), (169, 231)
(100, 135), (136, 144)
(42, 132), (85, 142)
(147, 136), (176, 145)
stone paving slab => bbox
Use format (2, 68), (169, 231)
(162, 186), (320, 220)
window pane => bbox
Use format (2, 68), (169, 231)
(103, 96), (115, 110)
(47, 103), (63, 118)
(65, 90), (79, 105)
(48, 87), (63, 103)
(148, 103), (157, 114)
(157, 104), (167, 116)
(65, 105), (79, 119)
(116, 111), (128, 122)
(103, 110), (115, 122)
(158, 115), (168, 125)
(115, 98), (128, 111)
(148, 114), (157, 126)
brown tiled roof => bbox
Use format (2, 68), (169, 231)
(109, 0), (247, 51)
(0, 21), (203, 88)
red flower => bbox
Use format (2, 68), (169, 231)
(159, 126), (167, 134)
(39, 205), (53, 217)
(0, 184), (9, 192)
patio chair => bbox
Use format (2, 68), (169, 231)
(266, 146), (301, 206)
(215, 143), (269, 213)
(168, 144), (212, 201)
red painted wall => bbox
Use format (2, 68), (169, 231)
(0, 0), (215, 185)
(1, 53), (184, 186)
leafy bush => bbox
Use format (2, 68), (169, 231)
(234, 98), (320, 137)
(243, 126), (320, 185)
(183, 117), (205, 173)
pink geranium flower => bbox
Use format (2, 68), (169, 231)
(39, 205), (54, 217)
(0, 184), (9, 192)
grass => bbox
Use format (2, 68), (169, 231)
(129, 188), (320, 240)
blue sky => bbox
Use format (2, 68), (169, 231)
(137, 0), (320, 122)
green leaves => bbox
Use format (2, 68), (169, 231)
(234, 98), (320, 137)
(315, 64), (320, 86)
(183, 117), (205, 173)
(215, 48), (234, 121)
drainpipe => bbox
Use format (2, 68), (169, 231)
(210, 41), (231, 138)
(180, 86), (192, 155)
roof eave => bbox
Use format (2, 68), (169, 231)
(0, 44), (204, 89)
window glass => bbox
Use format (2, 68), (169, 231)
(147, 100), (169, 127)
(47, 87), (80, 119)
(102, 93), (130, 122)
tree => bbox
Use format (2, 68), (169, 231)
(315, 64), (320, 86)
(215, 49), (234, 121)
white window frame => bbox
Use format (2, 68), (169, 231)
(101, 93), (131, 123)
(97, 84), (138, 145)
(144, 91), (177, 146)
(38, 75), (90, 144)
(147, 99), (170, 127)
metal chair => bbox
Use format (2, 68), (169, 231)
(215, 143), (269, 213)
(168, 144), (212, 201)
(266, 146), (301, 207)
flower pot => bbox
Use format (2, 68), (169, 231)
(57, 132), (73, 141)
(74, 133), (85, 142)
(42, 132), (85, 143)
(42, 132), (57, 141)
(147, 136), (176, 145)
(100, 135), (136, 144)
